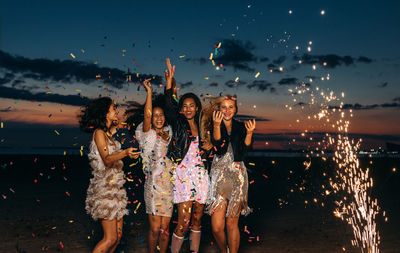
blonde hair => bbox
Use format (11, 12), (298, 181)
(200, 94), (237, 142)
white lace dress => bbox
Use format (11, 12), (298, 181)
(136, 123), (174, 217)
(85, 132), (128, 221)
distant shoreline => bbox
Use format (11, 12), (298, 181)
(0, 147), (399, 158)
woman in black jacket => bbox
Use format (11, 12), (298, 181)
(163, 58), (212, 253)
(203, 95), (255, 253)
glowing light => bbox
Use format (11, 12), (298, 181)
(286, 86), (382, 252)
(321, 10), (326, 15)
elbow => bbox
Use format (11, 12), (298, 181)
(104, 160), (113, 167)
(103, 156), (117, 167)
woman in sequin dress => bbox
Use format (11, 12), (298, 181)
(163, 58), (213, 253)
(135, 79), (173, 253)
(202, 95), (256, 253)
(78, 97), (139, 253)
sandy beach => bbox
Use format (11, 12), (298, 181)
(1, 154), (399, 253)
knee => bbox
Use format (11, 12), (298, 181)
(226, 220), (238, 231)
(160, 224), (170, 236)
(212, 222), (225, 234)
(104, 235), (118, 247)
(150, 225), (161, 236)
(191, 215), (202, 226)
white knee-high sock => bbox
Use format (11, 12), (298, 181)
(189, 229), (201, 252)
(171, 233), (184, 253)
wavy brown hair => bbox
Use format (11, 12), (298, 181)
(200, 94), (237, 143)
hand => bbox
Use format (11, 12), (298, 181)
(212, 111), (223, 126)
(125, 147), (140, 157)
(128, 152), (141, 159)
(165, 58), (175, 81)
(143, 78), (152, 93)
(201, 139), (213, 151)
(245, 119), (256, 133)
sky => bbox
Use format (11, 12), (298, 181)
(0, 0), (400, 151)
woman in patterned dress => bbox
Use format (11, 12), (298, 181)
(163, 58), (213, 253)
(78, 97), (139, 253)
(135, 79), (174, 253)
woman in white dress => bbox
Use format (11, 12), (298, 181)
(135, 79), (174, 253)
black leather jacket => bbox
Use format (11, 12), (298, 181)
(164, 88), (204, 165)
(211, 118), (252, 162)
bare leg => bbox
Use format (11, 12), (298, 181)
(93, 219), (118, 253)
(159, 216), (172, 253)
(147, 215), (162, 253)
(190, 201), (205, 252)
(226, 205), (241, 253)
(174, 201), (193, 236)
(211, 203), (227, 253)
(109, 218), (123, 253)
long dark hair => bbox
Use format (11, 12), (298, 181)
(78, 97), (113, 133)
(178, 92), (202, 125)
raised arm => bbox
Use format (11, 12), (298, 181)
(165, 58), (175, 90)
(142, 78), (152, 133)
(212, 111), (223, 142)
(94, 129), (136, 167)
(164, 58), (178, 123)
(244, 119), (256, 147)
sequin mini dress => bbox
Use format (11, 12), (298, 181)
(136, 123), (174, 217)
(172, 137), (209, 204)
(206, 143), (251, 217)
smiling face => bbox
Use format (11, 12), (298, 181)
(219, 99), (236, 121)
(181, 97), (198, 120)
(152, 107), (165, 130)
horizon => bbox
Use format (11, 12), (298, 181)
(1, 0), (400, 152)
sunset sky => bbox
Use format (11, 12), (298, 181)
(0, 0), (399, 150)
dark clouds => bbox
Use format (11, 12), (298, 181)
(272, 56), (286, 65)
(329, 99), (400, 110)
(247, 80), (272, 91)
(224, 79), (247, 88)
(180, 81), (194, 88)
(234, 114), (271, 122)
(213, 39), (257, 72)
(378, 82), (388, 88)
(0, 50), (162, 89)
(0, 86), (90, 106)
(293, 54), (373, 68)
(278, 78), (298, 85)
(0, 106), (13, 112)
(186, 39), (269, 72)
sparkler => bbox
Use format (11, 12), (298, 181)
(289, 85), (382, 253)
